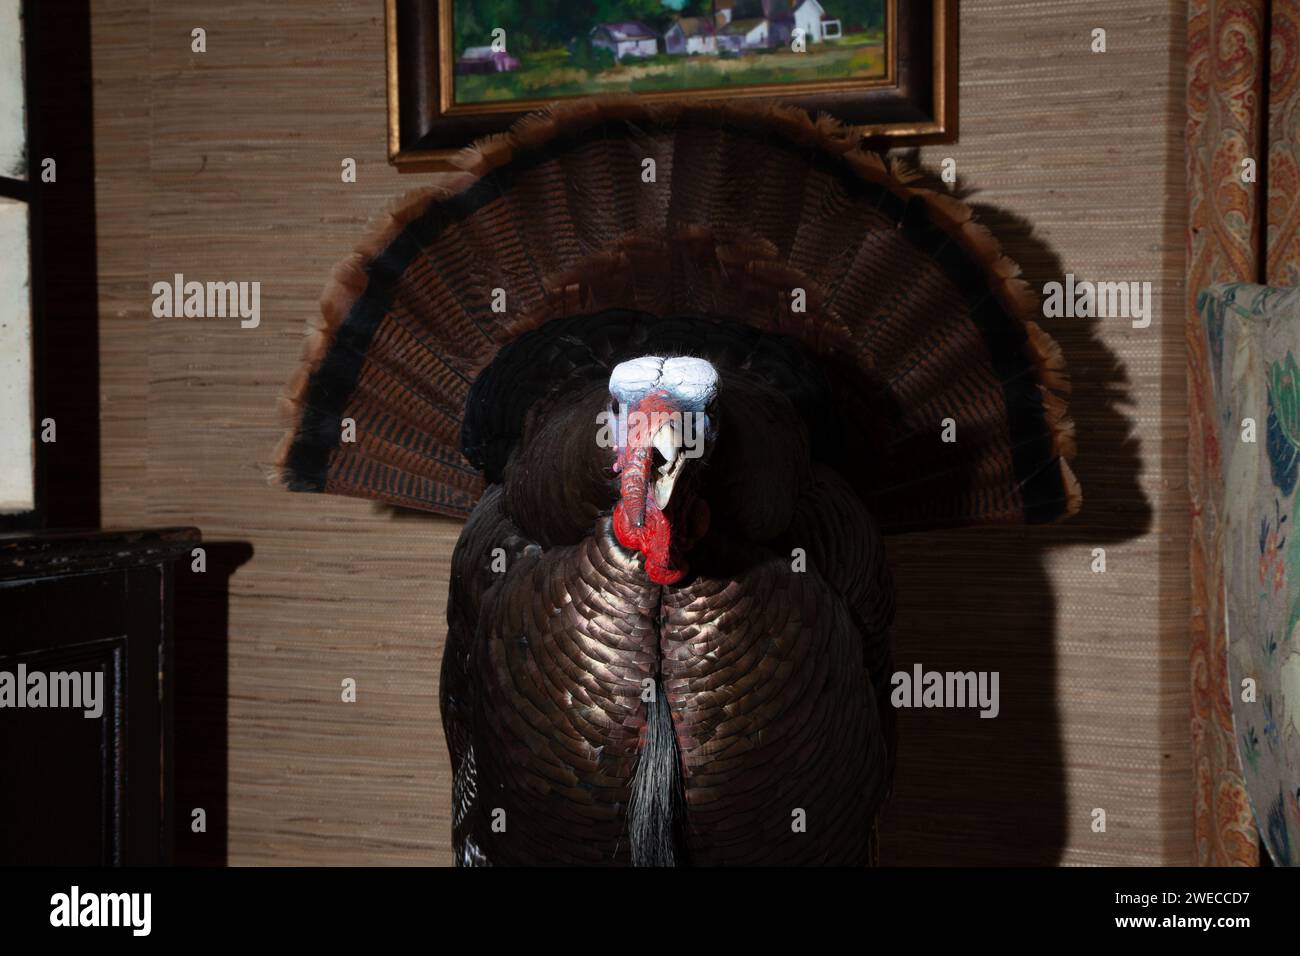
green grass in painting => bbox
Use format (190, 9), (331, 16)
(455, 33), (886, 105)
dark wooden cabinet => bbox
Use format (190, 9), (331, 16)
(0, 528), (198, 865)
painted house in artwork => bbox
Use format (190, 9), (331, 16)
(793, 0), (841, 43)
(664, 17), (717, 56)
(455, 46), (521, 74)
(591, 22), (659, 60)
(717, 17), (770, 52)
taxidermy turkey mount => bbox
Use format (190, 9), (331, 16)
(277, 99), (1079, 866)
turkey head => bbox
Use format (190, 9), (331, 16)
(607, 356), (717, 585)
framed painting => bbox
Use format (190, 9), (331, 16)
(386, 0), (956, 168)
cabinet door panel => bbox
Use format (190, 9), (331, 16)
(0, 566), (163, 864)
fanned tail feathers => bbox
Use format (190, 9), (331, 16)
(275, 98), (1080, 531)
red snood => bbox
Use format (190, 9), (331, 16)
(611, 393), (707, 585)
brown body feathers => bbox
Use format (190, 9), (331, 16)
(277, 99), (1078, 865)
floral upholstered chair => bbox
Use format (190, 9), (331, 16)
(1201, 282), (1300, 865)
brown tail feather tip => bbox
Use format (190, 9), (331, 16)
(273, 95), (1080, 522)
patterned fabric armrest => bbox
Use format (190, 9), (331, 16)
(1200, 282), (1300, 866)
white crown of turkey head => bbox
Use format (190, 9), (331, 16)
(609, 356), (719, 411)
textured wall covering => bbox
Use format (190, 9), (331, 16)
(90, 1), (1191, 865)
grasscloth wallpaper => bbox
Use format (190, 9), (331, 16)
(91, 0), (1190, 865)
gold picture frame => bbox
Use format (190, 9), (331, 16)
(387, 0), (956, 170)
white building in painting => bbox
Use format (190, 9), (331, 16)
(664, 17), (718, 56)
(794, 0), (832, 43)
(717, 17), (770, 52)
(711, 1), (842, 50)
(591, 22), (659, 60)
(789, 1), (844, 43)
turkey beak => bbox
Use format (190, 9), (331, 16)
(652, 420), (687, 511)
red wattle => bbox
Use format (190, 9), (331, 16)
(614, 500), (683, 585)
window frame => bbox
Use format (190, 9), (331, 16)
(0, 0), (45, 531)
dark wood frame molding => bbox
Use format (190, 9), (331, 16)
(386, 0), (957, 169)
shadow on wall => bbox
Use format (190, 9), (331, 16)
(172, 541), (253, 865)
(877, 190), (1151, 864)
